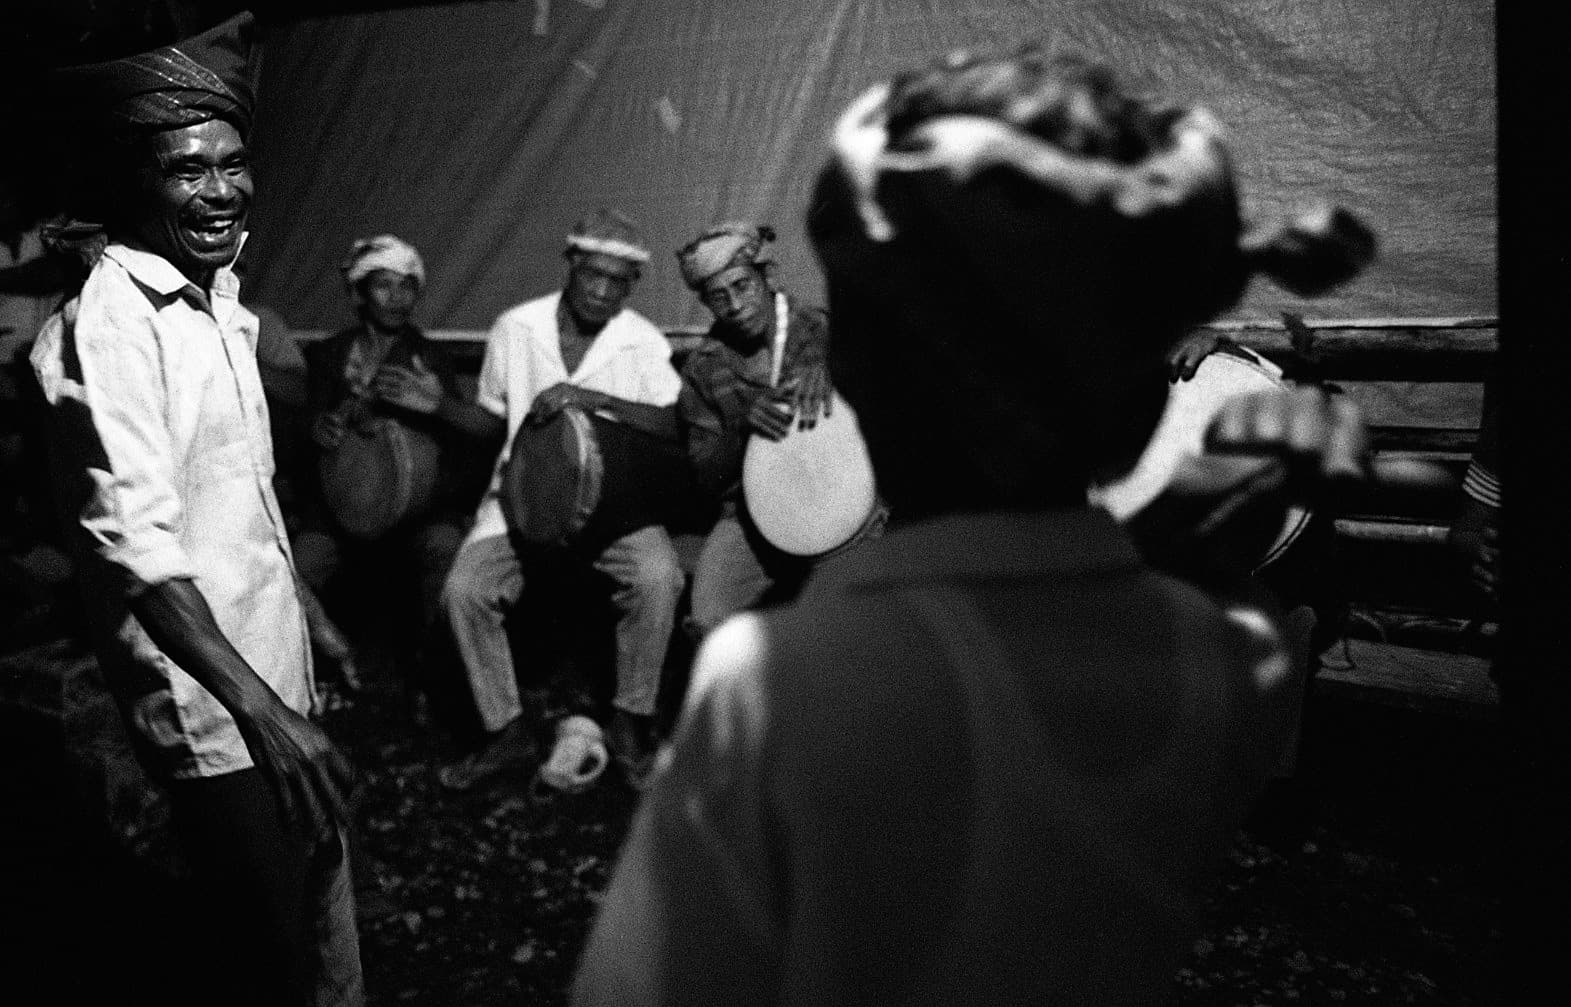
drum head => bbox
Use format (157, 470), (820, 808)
(502, 409), (601, 551)
(320, 419), (439, 541)
(743, 392), (878, 557)
(1090, 350), (1311, 571)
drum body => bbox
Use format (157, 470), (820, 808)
(319, 418), (441, 541)
(1089, 348), (1311, 572)
(502, 407), (695, 553)
(742, 392), (882, 559)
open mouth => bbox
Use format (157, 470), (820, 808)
(182, 213), (243, 251)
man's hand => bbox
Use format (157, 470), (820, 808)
(1204, 384), (1369, 483)
(747, 388), (796, 441)
(1127, 386), (1374, 586)
(312, 411), (348, 450)
(374, 355), (443, 414)
(238, 696), (355, 848)
(783, 361), (833, 431)
(1166, 331), (1228, 383)
(527, 381), (605, 425)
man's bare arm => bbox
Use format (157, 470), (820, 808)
(131, 579), (353, 840)
(530, 382), (678, 441)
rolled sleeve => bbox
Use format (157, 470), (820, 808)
(65, 297), (194, 596)
(678, 367), (744, 502)
(640, 350), (683, 407)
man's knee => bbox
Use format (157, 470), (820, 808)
(625, 540), (686, 606)
(687, 573), (730, 637)
(441, 548), (514, 619)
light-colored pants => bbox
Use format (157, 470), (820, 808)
(688, 513), (781, 639)
(442, 527), (684, 731)
(689, 506), (889, 639)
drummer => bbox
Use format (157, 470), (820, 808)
(674, 222), (874, 638)
(292, 235), (470, 699)
(436, 209), (685, 793)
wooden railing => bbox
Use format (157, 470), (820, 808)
(291, 316), (1498, 558)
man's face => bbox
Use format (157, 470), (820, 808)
(698, 263), (771, 340)
(356, 269), (420, 332)
(563, 252), (640, 328)
(131, 118), (252, 286)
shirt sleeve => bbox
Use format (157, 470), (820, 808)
(1463, 377), (1500, 508)
(677, 358), (745, 503)
(57, 283), (194, 597)
(637, 329), (683, 407)
(475, 317), (512, 418)
(572, 615), (783, 1006)
(414, 336), (461, 398)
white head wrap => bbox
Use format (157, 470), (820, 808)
(342, 234), (426, 288)
(565, 208), (652, 264)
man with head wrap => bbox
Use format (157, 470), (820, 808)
(675, 222), (874, 637)
(29, 13), (361, 1006)
(290, 234), (471, 707)
(436, 208), (685, 793)
(575, 47), (1381, 1006)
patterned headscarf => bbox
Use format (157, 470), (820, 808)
(342, 234), (426, 288)
(676, 222), (778, 289)
(565, 208), (652, 265)
(55, 11), (259, 137)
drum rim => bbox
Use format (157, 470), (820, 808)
(1091, 349), (1313, 567)
(318, 418), (439, 540)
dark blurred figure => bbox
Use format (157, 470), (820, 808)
(575, 46), (1379, 1006)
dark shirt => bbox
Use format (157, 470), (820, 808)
(676, 299), (829, 509)
(574, 508), (1294, 1006)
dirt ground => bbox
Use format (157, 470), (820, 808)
(1, 637), (1504, 1006)
(329, 662), (1504, 1006)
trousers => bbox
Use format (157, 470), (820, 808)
(166, 767), (363, 1007)
(442, 526), (684, 731)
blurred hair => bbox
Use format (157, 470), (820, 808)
(808, 45), (1374, 517)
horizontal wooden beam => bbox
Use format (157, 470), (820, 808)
(1226, 323), (1497, 381)
(1369, 427), (1478, 453)
(291, 317), (1500, 381)
(1334, 518), (1452, 545)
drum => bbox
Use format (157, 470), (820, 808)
(742, 392), (883, 559)
(319, 415), (441, 541)
(501, 406), (696, 552)
(1088, 347), (1312, 572)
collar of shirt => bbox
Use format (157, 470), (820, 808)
(821, 507), (1143, 590)
(536, 291), (651, 379)
(101, 235), (245, 313)
(693, 301), (811, 387)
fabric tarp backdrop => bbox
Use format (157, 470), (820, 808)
(242, 0), (1495, 331)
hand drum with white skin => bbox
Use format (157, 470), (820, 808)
(742, 392), (882, 558)
(1088, 348), (1312, 573)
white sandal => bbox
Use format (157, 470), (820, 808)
(536, 715), (610, 794)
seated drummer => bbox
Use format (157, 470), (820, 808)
(436, 209), (684, 793)
(292, 235), (469, 697)
(674, 223), (873, 638)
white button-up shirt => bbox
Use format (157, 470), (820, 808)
(467, 291), (682, 543)
(31, 241), (313, 779)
